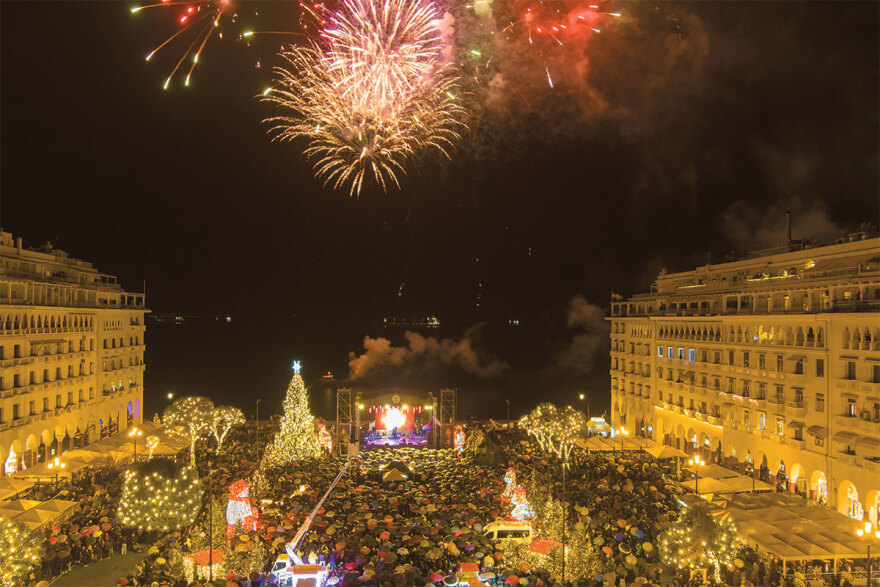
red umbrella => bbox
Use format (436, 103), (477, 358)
(506, 575), (519, 586)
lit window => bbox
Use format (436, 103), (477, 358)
(658, 346), (663, 357)
(689, 349), (696, 362)
(678, 348), (684, 360)
(668, 347), (673, 359)
(758, 413), (766, 431)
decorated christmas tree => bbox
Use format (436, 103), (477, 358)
(262, 361), (322, 467)
(658, 504), (742, 581)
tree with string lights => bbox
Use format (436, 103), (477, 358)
(262, 361), (322, 467)
(0, 516), (43, 585)
(164, 396), (214, 467)
(519, 403), (587, 461)
(118, 458), (203, 534)
(211, 405), (245, 451)
(658, 504), (742, 581)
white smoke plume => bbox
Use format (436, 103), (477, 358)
(722, 196), (846, 253)
(553, 295), (609, 375)
(348, 326), (508, 380)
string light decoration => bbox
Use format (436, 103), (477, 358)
(211, 405), (245, 451)
(145, 435), (160, 458)
(510, 486), (535, 521)
(520, 497), (599, 585)
(118, 458), (203, 533)
(658, 504), (742, 581)
(262, 362), (322, 467)
(317, 422), (333, 453)
(164, 396), (215, 467)
(225, 480), (259, 544)
(0, 516), (43, 585)
(454, 425), (465, 453)
(184, 549), (225, 584)
(463, 428), (485, 454)
(502, 467), (517, 502)
(518, 403), (587, 462)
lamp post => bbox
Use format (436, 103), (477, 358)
(128, 426), (143, 462)
(616, 427), (628, 455)
(561, 448), (566, 584)
(856, 520), (880, 586)
(689, 455), (704, 494)
(47, 457), (65, 486)
(505, 399), (510, 423)
(255, 398), (262, 454)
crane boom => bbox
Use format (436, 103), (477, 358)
(286, 458), (352, 563)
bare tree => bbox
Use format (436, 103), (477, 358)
(163, 396), (214, 467)
(211, 405), (245, 451)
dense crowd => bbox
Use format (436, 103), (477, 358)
(11, 423), (870, 587)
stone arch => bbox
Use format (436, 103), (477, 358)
(838, 480), (862, 519)
(795, 327), (805, 346)
(736, 326), (743, 342)
(790, 463), (804, 483)
(817, 327), (825, 347)
(806, 327), (815, 346)
(710, 436), (722, 451)
(727, 326), (735, 342)
(843, 327), (851, 348)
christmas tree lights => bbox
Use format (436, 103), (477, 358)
(658, 505), (742, 581)
(211, 405), (245, 451)
(518, 403), (587, 462)
(118, 458), (204, 533)
(0, 516), (43, 585)
(262, 362), (322, 467)
(164, 396), (214, 467)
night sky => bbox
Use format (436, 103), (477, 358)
(1, 1), (878, 400)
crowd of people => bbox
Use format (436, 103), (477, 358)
(7, 422), (872, 587)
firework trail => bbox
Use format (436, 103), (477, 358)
(264, 0), (466, 196)
(132, 0), (258, 89)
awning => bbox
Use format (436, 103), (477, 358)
(29, 339), (67, 345)
(832, 431), (859, 444)
(806, 426), (827, 439)
(722, 402), (735, 409)
(856, 437), (880, 455)
(785, 355), (806, 362)
(787, 421), (804, 429)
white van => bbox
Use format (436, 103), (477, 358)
(482, 520), (533, 544)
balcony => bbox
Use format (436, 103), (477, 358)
(864, 459), (880, 473)
(835, 415), (858, 428)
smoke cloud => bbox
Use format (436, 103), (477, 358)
(721, 196), (846, 253)
(348, 325), (508, 380)
(553, 295), (609, 375)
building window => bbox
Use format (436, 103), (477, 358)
(668, 347), (673, 359)
(816, 359), (825, 377)
(847, 399), (857, 417)
(845, 361), (856, 380)
(42, 398), (48, 412)
(678, 348), (685, 360)
(776, 417), (784, 436)
(742, 380), (751, 397)
(729, 350), (735, 366)
(758, 413), (766, 431)
(743, 352), (750, 368)
(816, 393), (824, 412)
(12, 404), (20, 420)
(873, 364), (880, 384)
(713, 378), (721, 390)
(777, 355), (784, 372)
(743, 410), (750, 428)
(28, 401), (35, 415)
(689, 349), (696, 362)
(793, 388), (804, 407)
(756, 382), (766, 400)
(658, 345), (664, 357)
(775, 385), (785, 404)
(728, 378), (736, 393)
(89, 387), (94, 400)
(66, 392), (72, 405)
(701, 350), (708, 362)
(759, 354), (766, 370)
(55, 394), (61, 408)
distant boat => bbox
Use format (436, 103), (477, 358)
(322, 371), (335, 383)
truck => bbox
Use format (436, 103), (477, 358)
(272, 459), (351, 587)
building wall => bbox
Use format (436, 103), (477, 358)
(608, 235), (880, 524)
(0, 231), (146, 473)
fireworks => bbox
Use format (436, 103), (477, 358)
(263, 0), (465, 196)
(132, 0), (251, 89)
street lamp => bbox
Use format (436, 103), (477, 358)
(689, 455), (705, 494)
(578, 393), (591, 422)
(166, 392), (174, 400)
(47, 457), (65, 486)
(856, 520), (880, 586)
(505, 399), (510, 423)
(128, 426), (143, 462)
(616, 427), (628, 455)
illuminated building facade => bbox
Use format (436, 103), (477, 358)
(0, 231), (147, 474)
(610, 233), (880, 522)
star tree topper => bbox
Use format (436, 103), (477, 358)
(292, 360), (302, 374)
